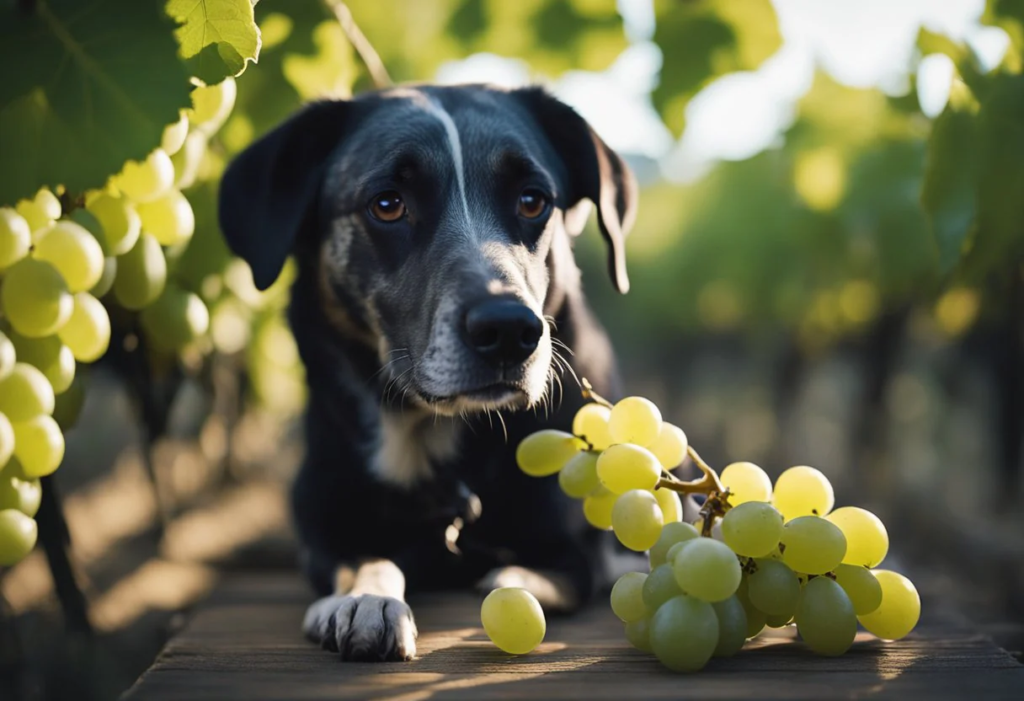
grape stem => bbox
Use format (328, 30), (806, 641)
(656, 446), (726, 496)
(580, 377), (614, 409)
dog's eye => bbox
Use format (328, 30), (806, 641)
(518, 189), (548, 220)
(368, 191), (406, 222)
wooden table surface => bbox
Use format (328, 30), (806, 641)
(122, 572), (1024, 701)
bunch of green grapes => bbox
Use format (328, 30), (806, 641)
(0, 78), (238, 568)
(515, 395), (921, 671)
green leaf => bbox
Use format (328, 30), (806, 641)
(282, 20), (357, 100)
(916, 27), (968, 64)
(984, 0), (1024, 70)
(167, 0), (262, 84)
(652, 0), (782, 136)
(0, 0), (192, 206)
(965, 73), (1024, 275)
(442, 0), (627, 77)
(920, 94), (979, 275)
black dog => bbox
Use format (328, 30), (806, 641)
(218, 84), (638, 662)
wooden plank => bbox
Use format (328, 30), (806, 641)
(122, 572), (1024, 701)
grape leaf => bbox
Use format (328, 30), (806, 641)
(964, 73), (1024, 276)
(920, 97), (979, 275)
(652, 0), (782, 136)
(0, 0), (192, 206)
(167, 0), (262, 84)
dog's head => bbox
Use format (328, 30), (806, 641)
(219, 85), (636, 416)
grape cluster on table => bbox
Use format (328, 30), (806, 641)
(503, 394), (921, 672)
(0, 79), (237, 567)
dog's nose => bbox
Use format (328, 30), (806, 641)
(464, 299), (543, 366)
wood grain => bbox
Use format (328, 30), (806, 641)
(122, 573), (1024, 700)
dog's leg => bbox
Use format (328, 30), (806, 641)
(302, 558), (418, 662)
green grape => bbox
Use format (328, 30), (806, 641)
(712, 595), (748, 657)
(171, 131), (209, 189)
(114, 149), (175, 203)
(765, 613), (793, 628)
(825, 506), (889, 568)
(0, 508), (38, 566)
(835, 564), (882, 615)
(91, 257), (117, 298)
(135, 189), (195, 246)
(608, 396), (662, 447)
(58, 293), (111, 363)
(0, 458), (42, 517)
(596, 443), (660, 494)
(7, 331), (75, 394)
(557, 451), (600, 498)
(188, 77), (237, 135)
(653, 487), (682, 523)
(780, 516), (846, 575)
(672, 537), (742, 603)
(572, 402), (612, 450)
(12, 415), (65, 478)
(736, 578), (767, 638)
(649, 594), (719, 673)
(480, 587), (545, 654)
(795, 576), (856, 656)
(642, 564), (682, 610)
(161, 111), (189, 155)
(16, 188), (61, 234)
(0, 363), (55, 420)
(665, 539), (692, 564)
(610, 571), (649, 622)
(772, 465), (835, 521)
(0, 207), (32, 270)
(648, 422), (687, 468)
(113, 233), (167, 310)
(0, 412), (12, 467)
(582, 486), (617, 530)
(624, 617), (652, 652)
(139, 287), (209, 352)
(747, 558), (801, 616)
(649, 520), (699, 568)
(1, 258), (74, 337)
(719, 461), (773, 505)
(33, 220), (105, 293)
(516, 429), (584, 477)
(612, 489), (664, 552)
(85, 192), (141, 256)
(858, 570), (920, 640)
(721, 501), (784, 557)
(0, 330), (14, 381)
(52, 370), (87, 430)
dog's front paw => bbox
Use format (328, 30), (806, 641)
(302, 594), (417, 661)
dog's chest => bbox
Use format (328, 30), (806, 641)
(372, 411), (461, 488)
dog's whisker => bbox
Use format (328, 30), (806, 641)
(496, 409), (508, 442)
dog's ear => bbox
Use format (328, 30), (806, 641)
(218, 100), (355, 290)
(514, 87), (638, 294)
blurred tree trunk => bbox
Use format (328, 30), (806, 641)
(854, 306), (911, 493)
(993, 268), (1024, 511)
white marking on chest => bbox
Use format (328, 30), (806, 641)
(424, 99), (472, 232)
(372, 410), (460, 488)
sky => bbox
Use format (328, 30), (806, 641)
(433, 0), (1010, 182)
